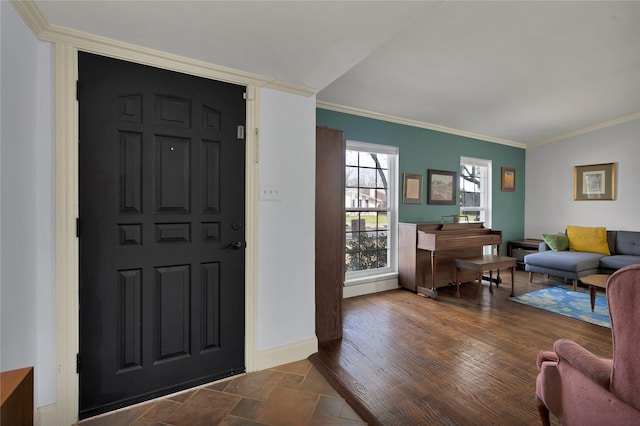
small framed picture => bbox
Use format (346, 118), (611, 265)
(501, 167), (516, 192)
(402, 173), (423, 204)
(574, 163), (616, 200)
(427, 169), (456, 205)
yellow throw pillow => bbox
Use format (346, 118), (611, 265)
(566, 226), (610, 255)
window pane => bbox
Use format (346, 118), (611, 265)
(374, 154), (388, 169)
(377, 168), (389, 189)
(346, 150), (359, 166)
(378, 211), (388, 230)
(345, 215), (390, 267)
(460, 190), (480, 208)
(345, 252), (359, 272)
(345, 212), (364, 232)
(359, 167), (377, 188)
(373, 189), (387, 208)
(460, 158), (491, 251)
(463, 210), (485, 222)
(356, 189), (375, 207)
(345, 142), (396, 277)
(345, 166), (359, 188)
(359, 152), (376, 168)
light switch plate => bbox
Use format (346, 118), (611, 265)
(260, 184), (282, 201)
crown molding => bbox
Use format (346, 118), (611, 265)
(316, 101), (527, 149)
(529, 112), (640, 147)
(10, 0), (315, 97)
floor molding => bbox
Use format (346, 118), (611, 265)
(256, 337), (318, 371)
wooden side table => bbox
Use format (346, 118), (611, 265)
(455, 255), (517, 304)
(1, 366), (33, 426)
(508, 239), (543, 270)
(580, 274), (609, 312)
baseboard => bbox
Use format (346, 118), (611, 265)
(35, 403), (56, 426)
(255, 337), (318, 371)
(343, 275), (399, 298)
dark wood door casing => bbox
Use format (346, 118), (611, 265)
(315, 126), (345, 343)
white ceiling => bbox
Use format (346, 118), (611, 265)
(32, 0), (640, 146)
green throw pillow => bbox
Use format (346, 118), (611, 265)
(542, 233), (569, 251)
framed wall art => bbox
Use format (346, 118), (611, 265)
(427, 169), (456, 205)
(574, 162), (616, 200)
(501, 167), (516, 192)
(402, 173), (423, 204)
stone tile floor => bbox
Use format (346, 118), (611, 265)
(77, 359), (365, 425)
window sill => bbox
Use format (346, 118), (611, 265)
(343, 272), (399, 299)
(345, 272), (398, 286)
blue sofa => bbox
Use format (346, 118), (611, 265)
(525, 230), (640, 290)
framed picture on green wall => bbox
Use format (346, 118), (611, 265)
(501, 167), (516, 192)
(402, 173), (423, 204)
(428, 169), (456, 205)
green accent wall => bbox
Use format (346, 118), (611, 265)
(317, 108), (526, 244)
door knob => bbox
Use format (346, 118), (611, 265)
(223, 240), (246, 249)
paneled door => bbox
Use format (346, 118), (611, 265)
(78, 52), (246, 419)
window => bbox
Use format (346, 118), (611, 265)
(345, 141), (398, 282)
(460, 157), (492, 245)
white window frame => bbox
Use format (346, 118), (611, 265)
(344, 141), (398, 285)
(460, 156), (492, 252)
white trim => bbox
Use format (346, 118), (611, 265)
(528, 112), (640, 147)
(346, 140), (398, 155)
(10, 0), (315, 98)
(343, 274), (399, 298)
(459, 157), (493, 250)
(345, 140), (399, 283)
(460, 156), (491, 168)
(255, 338), (318, 371)
(244, 88), (260, 374)
(318, 101), (527, 149)
(6, 9), (264, 425)
(54, 43), (79, 426)
(35, 403), (56, 426)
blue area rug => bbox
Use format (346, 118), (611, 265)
(509, 286), (610, 328)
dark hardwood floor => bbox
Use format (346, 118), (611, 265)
(310, 270), (612, 426)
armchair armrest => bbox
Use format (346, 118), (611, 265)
(536, 350), (558, 370)
(554, 338), (612, 389)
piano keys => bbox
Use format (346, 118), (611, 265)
(398, 222), (502, 298)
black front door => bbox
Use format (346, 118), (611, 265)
(78, 52), (246, 419)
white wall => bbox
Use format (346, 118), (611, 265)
(525, 119), (640, 238)
(0, 1), (56, 407)
(257, 88), (317, 353)
(1, 5), (319, 413)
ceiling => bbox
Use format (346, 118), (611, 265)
(32, 0), (640, 147)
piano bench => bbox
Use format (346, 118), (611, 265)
(455, 255), (517, 304)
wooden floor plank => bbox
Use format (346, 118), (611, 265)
(310, 270), (612, 426)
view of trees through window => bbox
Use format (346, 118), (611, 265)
(459, 157), (491, 228)
(345, 149), (389, 272)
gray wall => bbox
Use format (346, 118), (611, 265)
(525, 119), (640, 238)
(1, 1), (56, 407)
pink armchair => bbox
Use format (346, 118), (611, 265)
(535, 264), (640, 426)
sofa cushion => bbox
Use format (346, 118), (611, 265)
(542, 233), (569, 251)
(524, 251), (604, 272)
(567, 226), (610, 255)
(615, 231), (640, 256)
(600, 255), (640, 271)
(607, 230), (617, 255)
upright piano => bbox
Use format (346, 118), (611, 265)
(398, 222), (502, 298)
